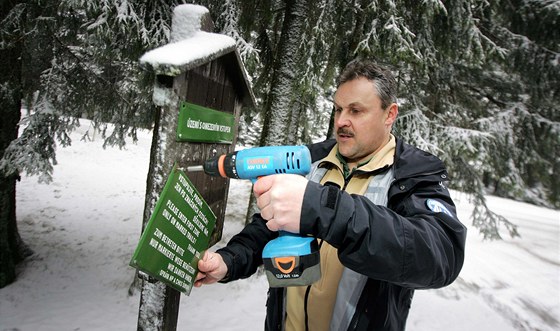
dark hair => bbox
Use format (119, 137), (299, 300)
(336, 59), (397, 109)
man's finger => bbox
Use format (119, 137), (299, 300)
(195, 272), (206, 282)
(260, 205), (273, 221)
(266, 219), (279, 232)
(256, 191), (271, 210)
(253, 175), (276, 196)
(198, 251), (212, 272)
(194, 271), (206, 287)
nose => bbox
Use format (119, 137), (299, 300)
(335, 109), (350, 128)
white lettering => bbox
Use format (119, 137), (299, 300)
(187, 118), (200, 129)
(156, 242), (175, 261)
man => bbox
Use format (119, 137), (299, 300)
(195, 59), (467, 330)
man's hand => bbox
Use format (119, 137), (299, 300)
(194, 251), (228, 287)
(253, 174), (308, 233)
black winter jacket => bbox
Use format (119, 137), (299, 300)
(217, 138), (467, 330)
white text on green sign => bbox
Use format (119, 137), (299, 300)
(177, 102), (235, 144)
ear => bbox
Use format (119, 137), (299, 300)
(385, 103), (399, 127)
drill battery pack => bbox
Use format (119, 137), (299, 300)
(262, 233), (321, 287)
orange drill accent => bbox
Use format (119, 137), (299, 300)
(218, 154), (227, 178)
(274, 256), (296, 274)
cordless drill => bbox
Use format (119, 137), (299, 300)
(187, 146), (321, 287)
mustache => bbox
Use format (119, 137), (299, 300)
(337, 128), (354, 136)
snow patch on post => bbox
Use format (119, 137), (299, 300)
(170, 4), (210, 42)
(140, 4), (236, 77)
(152, 84), (177, 107)
(138, 282), (166, 330)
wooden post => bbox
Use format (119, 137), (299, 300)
(135, 5), (255, 331)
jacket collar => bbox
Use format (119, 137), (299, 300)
(393, 138), (448, 180)
(320, 134), (396, 177)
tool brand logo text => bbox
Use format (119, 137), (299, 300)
(246, 157), (271, 170)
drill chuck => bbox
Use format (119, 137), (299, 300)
(203, 153), (239, 178)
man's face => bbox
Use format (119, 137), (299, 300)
(333, 77), (398, 167)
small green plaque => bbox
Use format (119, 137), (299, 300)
(130, 164), (217, 295)
(177, 102), (235, 144)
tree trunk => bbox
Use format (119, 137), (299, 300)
(259, 0), (309, 146)
(246, 0), (309, 224)
(0, 0), (31, 288)
(325, 0), (369, 139)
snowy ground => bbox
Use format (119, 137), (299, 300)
(1, 121), (559, 331)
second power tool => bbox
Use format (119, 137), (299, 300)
(187, 145), (321, 287)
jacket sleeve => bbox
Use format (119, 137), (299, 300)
(299, 177), (466, 289)
(216, 214), (277, 282)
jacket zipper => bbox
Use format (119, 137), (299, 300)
(304, 285), (311, 331)
(304, 239), (323, 331)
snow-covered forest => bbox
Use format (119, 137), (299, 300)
(0, 121), (558, 330)
(1, 0), (558, 326)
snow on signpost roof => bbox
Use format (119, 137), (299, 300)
(140, 4), (237, 76)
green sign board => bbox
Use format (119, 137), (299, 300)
(130, 164), (217, 295)
(177, 102), (235, 144)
